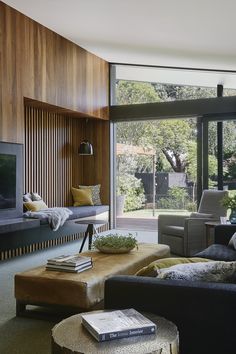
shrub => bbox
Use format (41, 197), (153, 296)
(117, 173), (145, 212)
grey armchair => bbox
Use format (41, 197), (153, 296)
(158, 189), (228, 256)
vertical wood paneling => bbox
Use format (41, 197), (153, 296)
(0, 1), (109, 144)
(24, 105), (84, 207)
(24, 104), (110, 206)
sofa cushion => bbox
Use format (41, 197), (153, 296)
(157, 261), (236, 282)
(194, 244), (236, 261)
(135, 257), (211, 277)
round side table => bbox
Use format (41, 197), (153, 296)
(51, 310), (179, 354)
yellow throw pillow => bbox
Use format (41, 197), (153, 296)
(24, 200), (48, 212)
(71, 187), (93, 206)
(135, 257), (212, 277)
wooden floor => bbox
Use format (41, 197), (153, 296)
(116, 217), (158, 231)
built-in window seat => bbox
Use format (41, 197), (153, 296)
(0, 205), (109, 261)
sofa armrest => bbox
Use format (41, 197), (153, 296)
(214, 224), (236, 245)
(105, 275), (236, 321)
(104, 275), (236, 354)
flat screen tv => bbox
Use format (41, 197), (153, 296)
(0, 142), (23, 219)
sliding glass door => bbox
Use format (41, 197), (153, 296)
(115, 118), (198, 230)
(201, 118), (236, 200)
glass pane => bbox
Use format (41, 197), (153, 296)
(111, 64), (236, 106)
(116, 118), (197, 230)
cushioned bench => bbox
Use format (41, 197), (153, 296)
(0, 205), (109, 260)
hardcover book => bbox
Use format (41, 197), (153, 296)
(81, 308), (157, 342)
(47, 254), (92, 266)
(46, 263), (92, 273)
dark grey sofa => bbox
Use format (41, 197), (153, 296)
(104, 229), (236, 354)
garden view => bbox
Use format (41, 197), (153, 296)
(116, 80), (236, 219)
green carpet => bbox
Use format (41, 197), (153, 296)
(0, 239), (84, 354)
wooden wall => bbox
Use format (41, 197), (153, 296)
(0, 1), (109, 144)
(0, 2), (110, 206)
(25, 104), (110, 205)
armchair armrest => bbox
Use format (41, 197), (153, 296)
(158, 214), (190, 229)
(184, 217), (213, 255)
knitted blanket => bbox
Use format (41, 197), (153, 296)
(25, 207), (73, 231)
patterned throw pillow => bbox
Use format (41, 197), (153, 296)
(31, 192), (42, 201)
(156, 261), (236, 282)
(23, 192), (32, 202)
(79, 185), (102, 205)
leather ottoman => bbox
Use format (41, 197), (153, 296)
(15, 243), (170, 315)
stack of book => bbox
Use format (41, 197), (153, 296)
(81, 308), (157, 342)
(46, 254), (92, 273)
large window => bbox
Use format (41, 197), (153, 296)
(111, 64), (236, 230)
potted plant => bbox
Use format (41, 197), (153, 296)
(221, 193), (236, 224)
(92, 233), (138, 254)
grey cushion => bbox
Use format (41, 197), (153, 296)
(194, 244), (236, 261)
(67, 205), (109, 220)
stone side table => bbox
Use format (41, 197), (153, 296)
(51, 310), (179, 354)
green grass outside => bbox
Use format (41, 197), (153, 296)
(121, 208), (191, 218)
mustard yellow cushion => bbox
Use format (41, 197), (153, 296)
(135, 257), (212, 277)
(71, 187), (93, 206)
(24, 200), (48, 212)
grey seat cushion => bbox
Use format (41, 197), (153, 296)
(67, 205), (109, 220)
(194, 244), (236, 261)
(162, 225), (184, 237)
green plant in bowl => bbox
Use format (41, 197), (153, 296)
(92, 233), (138, 254)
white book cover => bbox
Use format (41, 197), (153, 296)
(81, 309), (157, 341)
(47, 254), (92, 266)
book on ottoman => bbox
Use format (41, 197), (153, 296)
(46, 254), (92, 273)
(81, 308), (157, 342)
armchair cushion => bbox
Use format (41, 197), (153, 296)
(190, 212), (213, 218)
(194, 244), (236, 261)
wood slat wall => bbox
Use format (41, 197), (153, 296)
(0, 1), (109, 144)
(25, 105), (84, 206)
(24, 104), (110, 206)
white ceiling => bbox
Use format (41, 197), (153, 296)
(3, 0), (236, 87)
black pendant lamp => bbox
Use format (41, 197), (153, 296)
(78, 140), (93, 155)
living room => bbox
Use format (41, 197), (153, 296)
(1, 1), (236, 354)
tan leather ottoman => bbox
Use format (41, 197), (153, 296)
(15, 243), (170, 315)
